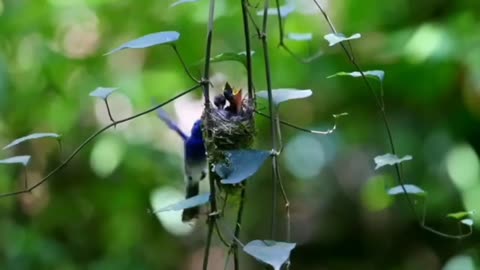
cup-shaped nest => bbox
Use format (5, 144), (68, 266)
(202, 99), (255, 158)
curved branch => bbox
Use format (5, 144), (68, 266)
(0, 84), (201, 198)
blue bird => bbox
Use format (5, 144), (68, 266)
(156, 109), (207, 222)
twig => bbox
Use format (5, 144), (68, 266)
(171, 44), (200, 83)
(0, 84), (201, 198)
(273, 0), (321, 63)
(260, 0), (280, 241)
(215, 220), (231, 247)
(202, 0), (217, 269)
(233, 186), (247, 270)
(241, 0), (254, 99)
(420, 197), (472, 239)
(103, 99), (115, 124)
(255, 110), (345, 135)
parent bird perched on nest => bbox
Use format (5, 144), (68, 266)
(156, 108), (207, 222)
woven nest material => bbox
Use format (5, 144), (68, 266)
(202, 100), (256, 163)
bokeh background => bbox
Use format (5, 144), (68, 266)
(1, 0), (480, 269)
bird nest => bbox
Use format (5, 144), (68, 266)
(202, 99), (255, 160)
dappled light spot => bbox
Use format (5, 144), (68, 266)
(53, 5), (100, 59)
(149, 187), (194, 236)
(283, 134), (325, 180)
(62, 22), (100, 59)
(461, 185), (480, 228)
(16, 34), (43, 72)
(444, 254), (476, 270)
(192, 0), (227, 23)
(361, 175), (392, 212)
(89, 135), (125, 178)
(446, 143), (479, 191)
(404, 23), (452, 63)
(296, 0), (328, 15)
(173, 94), (205, 134)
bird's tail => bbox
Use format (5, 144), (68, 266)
(182, 183), (200, 222)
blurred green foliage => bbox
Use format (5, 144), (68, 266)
(1, 0), (480, 269)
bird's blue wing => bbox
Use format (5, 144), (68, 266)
(156, 108), (188, 141)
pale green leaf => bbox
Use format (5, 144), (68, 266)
(89, 87), (117, 100)
(324, 33), (361, 46)
(374, 153), (412, 170)
(388, 184), (426, 196)
(105, 31), (180, 55)
(257, 89), (312, 106)
(218, 150), (270, 184)
(153, 193), (210, 212)
(0, 155), (31, 166)
(3, 133), (61, 150)
(243, 240), (296, 270)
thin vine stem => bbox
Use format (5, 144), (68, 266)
(0, 84), (202, 198)
(233, 186), (247, 270)
(260, 0), (280, 240)
(255, 110), (345, 135)
(273, 0), (322, 63)
(241, 0), (254, 99)
(103, 99), (115, 124)
(312, 0), (470, 239)
(171, 44), (200, 83)
(201, 0), (217, 269)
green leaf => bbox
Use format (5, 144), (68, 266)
(218, 150), (270, 184)
(447, 211), (475, 220)
(153, 193), (210, 212)
(324, 33), (361, 46)
(105, 31), (180, 55)
(3, 133), (61, 150)
(461, 218), (474, 226)
(210, 51), (255, 68)
(387, 184), (426, 196)
(0, 155), (31, 166)
(256, 4), (295, 17)
(287, 33), (313, 41)
(89, 87), (117, 100)
(170, 0), (198, 7)
(374, 153), (412, 170)
(257, 89), (312, 106)
(328, 70), (385, 82)
(243, 240), (296, 270)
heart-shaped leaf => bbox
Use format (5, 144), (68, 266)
(287, 33), (313, 41)
(170, 0), (198, 7)
(257, 89), (312, 106)
(387, 184), (426, 196)
(328, 70), (385, 82)
(105, 31), (180, 55)
(324, 33), (361, 46)
(153, 193), (210, 212)
(256, 4), (295, 18)
(243, 240), (296, 270)
(3, 133), (61, 150)
(89, 87), (117, 100)
(374, 153), (412, 170)
(461, 218), (474, 226)
(218, 150), (270, 184)
(447, 211), (475, 220)
(0, 155), (31, 166)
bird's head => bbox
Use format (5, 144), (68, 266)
(190, 119), (203, 139)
